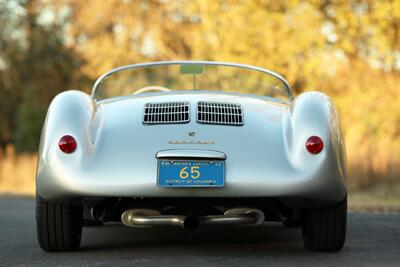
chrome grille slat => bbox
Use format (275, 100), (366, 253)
(197, 102), (243, 126)
(143, 102), (190, 124)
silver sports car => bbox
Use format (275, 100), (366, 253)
(36, 61), (347, 252)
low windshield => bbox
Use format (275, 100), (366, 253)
(92, 62), (292, 101)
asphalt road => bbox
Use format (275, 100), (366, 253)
(0, 197), (399, 267)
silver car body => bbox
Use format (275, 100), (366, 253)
(36, 61), (347, 207)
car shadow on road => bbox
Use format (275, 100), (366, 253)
(80, 222), (306, 255)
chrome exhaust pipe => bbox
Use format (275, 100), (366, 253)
(121, 209), (189, 228)
(121, 207), (264, 231)
(202, 208), (265, 226)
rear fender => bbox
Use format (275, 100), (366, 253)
(283, 91), (347, 196)
(36, 91), (98, 194)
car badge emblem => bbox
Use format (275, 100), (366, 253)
(188, 131), (196, 137)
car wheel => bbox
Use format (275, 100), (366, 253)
(36, 196), (83, 252)
(301, 196), (347, 252)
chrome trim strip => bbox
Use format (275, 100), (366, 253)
(91, 61), (293, 101)
(156, 149), (226, 159)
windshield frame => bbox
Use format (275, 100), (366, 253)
(91, 61), (293, 101)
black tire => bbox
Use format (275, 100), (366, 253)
(301, 196), (347, 252)
(36, 196), (83, 252)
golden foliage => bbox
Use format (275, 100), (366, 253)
(330, 61), (400, 188)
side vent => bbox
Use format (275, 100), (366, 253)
(143, 102), (190, 124)
(197, 102), (243, 126)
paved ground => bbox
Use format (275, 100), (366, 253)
(0, 197), (399, 267)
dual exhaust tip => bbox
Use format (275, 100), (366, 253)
(121, 208), (264, 231)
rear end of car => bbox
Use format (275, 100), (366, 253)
(35, 61), (347, 252)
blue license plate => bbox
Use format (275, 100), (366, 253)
(158, 160), (225, 187)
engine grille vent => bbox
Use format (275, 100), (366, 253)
(143, 102), (190, 124)
(197, 102), (243, 126)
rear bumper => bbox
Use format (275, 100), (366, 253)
(36, 149), (347, 207)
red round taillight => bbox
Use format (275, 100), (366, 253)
(59, 135), (77, 154)
(306, 136), (324, 154)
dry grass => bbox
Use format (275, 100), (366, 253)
(0, 146), (36, 196)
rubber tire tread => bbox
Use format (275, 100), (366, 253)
(302, 196), (347, 252)
(36, 196), (83, 252)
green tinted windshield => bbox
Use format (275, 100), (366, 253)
(92, 61), (292, 101)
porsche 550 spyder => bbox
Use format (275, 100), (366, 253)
(36, 61), (347, 252)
